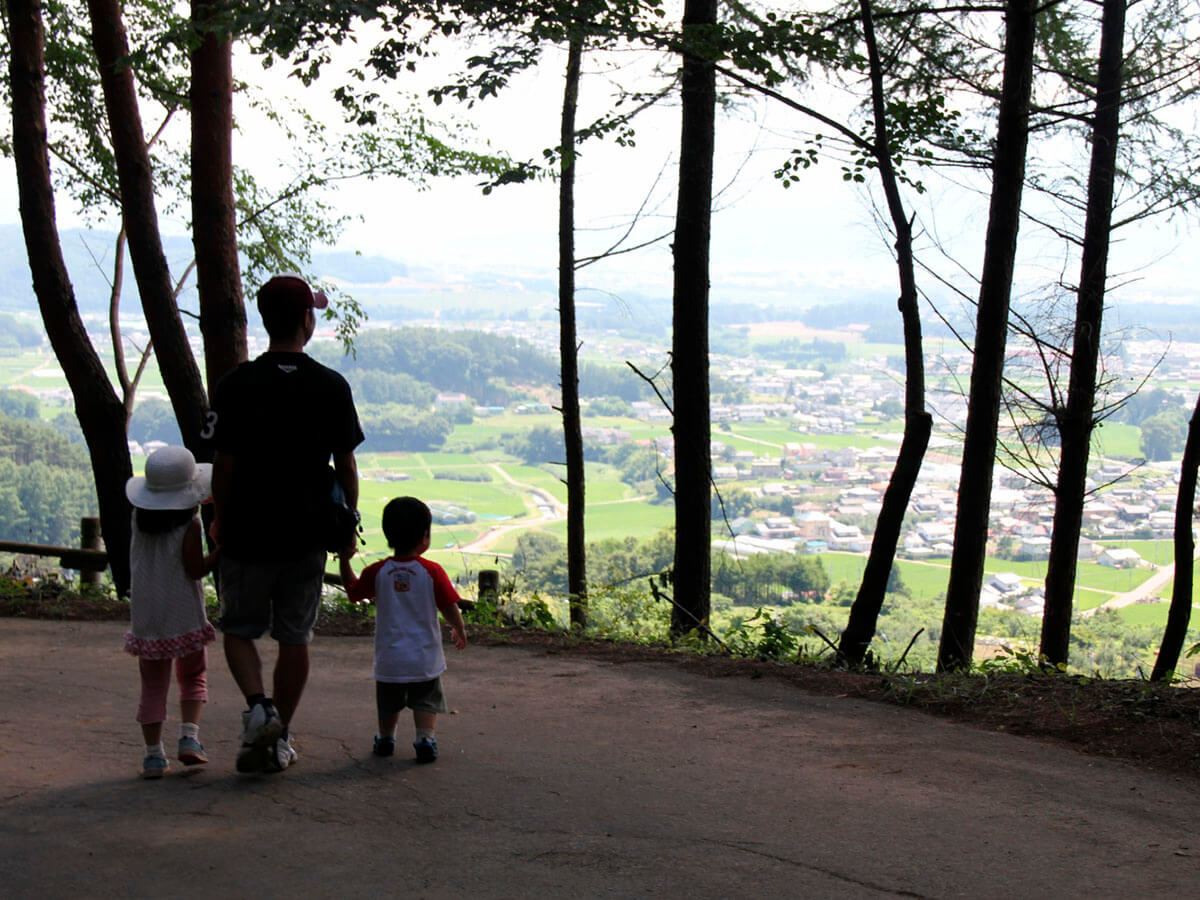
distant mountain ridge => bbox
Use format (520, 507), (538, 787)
(2, 225), (1197, 341)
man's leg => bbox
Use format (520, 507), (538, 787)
(273, 642), (309, 728)
(223, 634), (264, 698)
(268, 550), (324, 730)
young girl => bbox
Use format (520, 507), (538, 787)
(124, 446), (219, 778)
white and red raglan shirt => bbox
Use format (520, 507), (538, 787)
(347, 555), (462, 683)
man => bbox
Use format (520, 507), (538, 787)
(209, 273), (363, 773)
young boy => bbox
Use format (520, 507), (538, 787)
(339, 497), (467, 762)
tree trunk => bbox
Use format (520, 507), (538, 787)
(558, 36), (588, 628)
(938, 0), (1037, 672)
(190, 0), (247, 396)
(9, 0), (132, 595)
(1040, 0), (1127, 668)
(1151, 391), (1200, 682)
(839, 0), (932, 666)
(87, 0), (209, 454)
(670, 0), (717, 637)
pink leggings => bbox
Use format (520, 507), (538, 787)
(137, 649), (208, 725)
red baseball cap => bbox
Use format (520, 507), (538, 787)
(257, 273), (328, 310)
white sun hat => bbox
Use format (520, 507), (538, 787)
(125, 445), (213, 510)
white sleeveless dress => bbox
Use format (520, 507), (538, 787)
(124, 514), (215, 659)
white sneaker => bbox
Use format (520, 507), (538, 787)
(236, 702), (283, 773)
(265, 735), (297, 773)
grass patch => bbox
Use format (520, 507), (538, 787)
(1095, 539), (1174, 566)
(1074, 588), (1112, 611)
(1091, 422), (1143, 460)
(1116, 602), (1173, 627)
(1073, 562), (1156, 593)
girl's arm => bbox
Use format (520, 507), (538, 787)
(182, 518), (219, 580)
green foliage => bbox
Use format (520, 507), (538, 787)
(0, 413), (98, 544)
(584, 396), (633, 417)
(434, 470), (493, 483)
(320, 587), (372, 620)
(460, 573), (562, 631)
(0, 411), (90, 469)
(359, 406), (452, 452)
(609, 444), (662, 489)
(504, 427), (566, 467)
(578, 363), (651, 403)
(1070, 608), (1163, 677)
(725, 607), (799, 661)
(0, 316), (44, 351)
(886, 565), (910, 599)
(0, 389), (41, 420)
(586, 582), (670, 643)
(976, 646), (1064, 675)
(323, 328), (558, 400)
(521, 597), (558, 630)
(461, 591), (503, 627)
(1139, 409), (1187, 461)
(347, 369), (437, 407)
(1111, 386), (1181, 427)
(711, 552), (831, 608)
(511, 531), (568, 594)
(712, 485), (753, 522)
(128, 398), (182, 445)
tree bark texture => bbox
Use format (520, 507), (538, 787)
(670, 0), (717, 636)
(1040, 0), (1127, 667)
(938, 0), (1037, 672)
(839, 0), (933, 665)
(191, 0), (247, 397)
(559, 36), (588, 627)
(87, 0), (209, 456)
(9, 0), (133, 595)
(1151, 391), (1200, 681)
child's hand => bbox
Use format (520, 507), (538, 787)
(451, 626), (467, 650)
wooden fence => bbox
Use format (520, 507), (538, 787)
(1, 518), (497, 598)
(0, 517), (107, 584)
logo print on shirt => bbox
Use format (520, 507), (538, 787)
(392, 571), (412, 593)
(278, 364), (298, 374)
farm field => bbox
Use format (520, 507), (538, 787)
(820, 550), (1158, 603)
(1090, 423), (1143, 460)
(1117, 601), (1175, 628)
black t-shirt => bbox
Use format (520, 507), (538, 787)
(211, 351), (364, 561)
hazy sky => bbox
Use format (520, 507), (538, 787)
(4, 33), (1200, 316)
(242, 39), (1200, 313)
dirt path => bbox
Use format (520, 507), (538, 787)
(2, 619), (1198, 897)
(456, 463), (567, 556)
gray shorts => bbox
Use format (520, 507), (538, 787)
(218, 551), (326, 645)
(376, 677), (448, 717)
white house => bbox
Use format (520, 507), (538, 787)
(987, 572), (1024, 593)
(1098, 547), (1144, 569)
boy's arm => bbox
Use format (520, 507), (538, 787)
(337, 554), (359, 599)
(446, 602), (467, 650)
(426, 560), (467, 649)
(343, 558), (383, 605)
